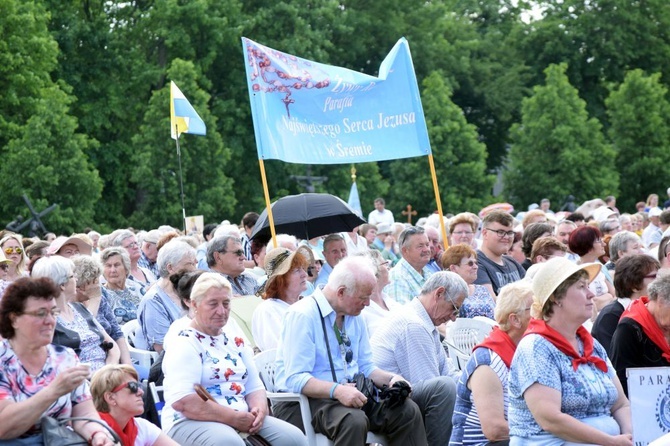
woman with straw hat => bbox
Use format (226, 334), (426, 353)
(508, 257), (632, 446)
(251, 245), (313, 351)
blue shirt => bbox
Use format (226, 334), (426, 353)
(135, 285), (183, 350)
(275, 288), (378, 393)
(314, 262), (333, 288)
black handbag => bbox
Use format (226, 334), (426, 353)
(41, 416), (120, 446)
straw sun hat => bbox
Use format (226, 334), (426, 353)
(263, 245), (315, 286)
(531, 257), (601, 318)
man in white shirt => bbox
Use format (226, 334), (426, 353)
(368, 198), (395, 226)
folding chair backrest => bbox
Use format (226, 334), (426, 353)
(254, 348), (278, 392)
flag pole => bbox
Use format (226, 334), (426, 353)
(427, 154), (449, 250)
(258, 158), (278, 248)
(175, 126), (187, 233)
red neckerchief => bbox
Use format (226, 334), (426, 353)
(524, 318), (608, 373)
(99, 412), (138, 446)
(620, 297), (670, 362)
(474, 326), (517, 368)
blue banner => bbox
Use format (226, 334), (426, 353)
(242, 37), (431, 164)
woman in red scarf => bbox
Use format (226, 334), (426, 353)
(449, 281), (534, 445)
(610, 273), (670, 396)
(91, 365), (177, 446)
(508, 257), (632, 446)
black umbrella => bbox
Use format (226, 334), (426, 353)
(251, 193), (366, 241)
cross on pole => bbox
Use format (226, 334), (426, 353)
(5, 195), (57, 237)
(402, 204), (417, 224)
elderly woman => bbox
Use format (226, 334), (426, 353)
(111, 230), (156, 294)
(0, 277), (115, 445)
(360, 249), (397, 336)
(90, 364), (178, 446)
(449, 213), (478, 249)
(593, 254), (660, 355)
(604, 231), (644, 274)
(450, 281), (535, 445)
(252, 246), (312, 351)
(73, 255), (132, 365)
(568, 225), (616, 326)
(135, 240), (197, 352)
(1, 234), (27, 283)
(610, 273), (670, 397)
(46, 236), (92, 258)
(32, 256), (120, 372)
(161, 272), (306, 446)
(441, 244), (495, 319)
(508, 257), (632, 445)
(360, 224), (378, 247)
(101, 247), (142, 324)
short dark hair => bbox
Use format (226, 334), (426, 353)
(0, 277), (60, 339)
(203, 223), (218, 241)
(659, 236), (670, 263)
(374, 198), (385, 205)
(169, 270), (206, 310)
(242, 212), (259, 229)
(530, 237), (567, 263)
(522, 223), (553, 257)
(660, 210), (670, 226)
(482, 210), (514, 228)
(568, 225), (602, 257)
(614, 254), (660, 298)
(565, 212), (585, 223)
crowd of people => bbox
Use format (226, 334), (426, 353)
(1, 193), (670, 445)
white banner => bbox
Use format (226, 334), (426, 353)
(627, 367), (670, 445)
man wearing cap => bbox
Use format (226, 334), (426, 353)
(47, 236), (92, 258)
(273, 256), (427, 445)
(474, 211), (525, 296)
(315, 234), (348, 288)
(642, 207), (663, 250)
(207, 235), (259, 296)
(138, 229), (160, 278)
(368, 198), (395, 226)
(384, 226), (433, 305)
(371, 272), (465, 445)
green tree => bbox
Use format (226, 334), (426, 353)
(129, 60), (235, 229)
(388, 71), (494, 217)
(504, 63), (618, 209)
(606, 70), (670, 211)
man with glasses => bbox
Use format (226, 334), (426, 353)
(371, 271), (467, 446)
(274, 257), (427, 445)
(138, 229), (160, 278)
(385, 226), (434, 305)
(475, 210), (525, 296)
(206, 235), (259, 296)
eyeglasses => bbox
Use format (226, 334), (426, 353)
(22, 308), (61, 319)
(0, 264), (8, 271)
(4, 247), (22, 255)
(112, 380), (141, 394)
(123, 242), (139, 249)
(452, 231), (474, 236)
(448, 296), (462, 316)
(221, 249), (245, 257)
(460, 260), (477, 267)
(485, 228), (515, 239)
(340, 332), (353, 363)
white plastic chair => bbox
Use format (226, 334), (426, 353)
(123, 320), (158, 379)
(444, 317), (496, 371)
(121, 319), (140, 347)
(254, 349), (387, 446)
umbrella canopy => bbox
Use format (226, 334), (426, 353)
(251, 193), (366, 241)
(478, 202), (515, 219)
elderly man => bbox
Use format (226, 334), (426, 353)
(555, 219), (579, 262)
(424, 226), (443, 274)
(642, 207), (663, 250)
(138, 229), (160, 278)
(384, 226), (434, 305)
(273, 257), (427, 445)
(371, 272), (466, 445)
(315, 234), (348, 288)
(206, 235), (259, 296)
(475, 210), (525, 296)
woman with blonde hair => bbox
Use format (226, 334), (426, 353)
(1, 233), (27, 282)
(91, 364), (177, 446)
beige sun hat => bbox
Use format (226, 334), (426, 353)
(47, 236), (92, 256)
(0, 249), (12, 264)
(531, 257), (601, 313)
(264, 245), (315, 283)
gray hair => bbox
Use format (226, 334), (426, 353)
(190, 272), (233, 304)
(398, 226), (425, 249)
(157, 240), (196, 278)
(32, 256), (74, 286)
(111, 229), (135, 247)
(327, 256), (377, 294)
(609, 231), (641, 263)
(648, 274), (670, 304)
(495, 282), (534, 331)
(206, 235), (241, 268)
(73, 255), (102, 287)
(420, 271), (468, 300)
(599, 219), (621, 234)
(100, 247), (131, 277)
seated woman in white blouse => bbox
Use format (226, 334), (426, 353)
(251, 246), (313, 351)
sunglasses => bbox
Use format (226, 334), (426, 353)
(460, 260), (477, 267)
(339, 332), (353, 364)
(222, 249), (245, 257)
(0, 264), (8, 271)
(112, 380), (141, 394)
(4, 247), (22, 255)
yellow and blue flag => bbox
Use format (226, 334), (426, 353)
(170, 81), (206, 140)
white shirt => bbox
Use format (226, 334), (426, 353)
(135, 417), (162, 445)
(361, 295), (399, 337)
(163, 314), (250, 352)
(252, 298), (290, 351)
(341, 232), (369, 255)
(368, 209), (394, 226)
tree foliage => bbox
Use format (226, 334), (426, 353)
(504, 63), (618, 209)
(606, 70), (670, 212)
